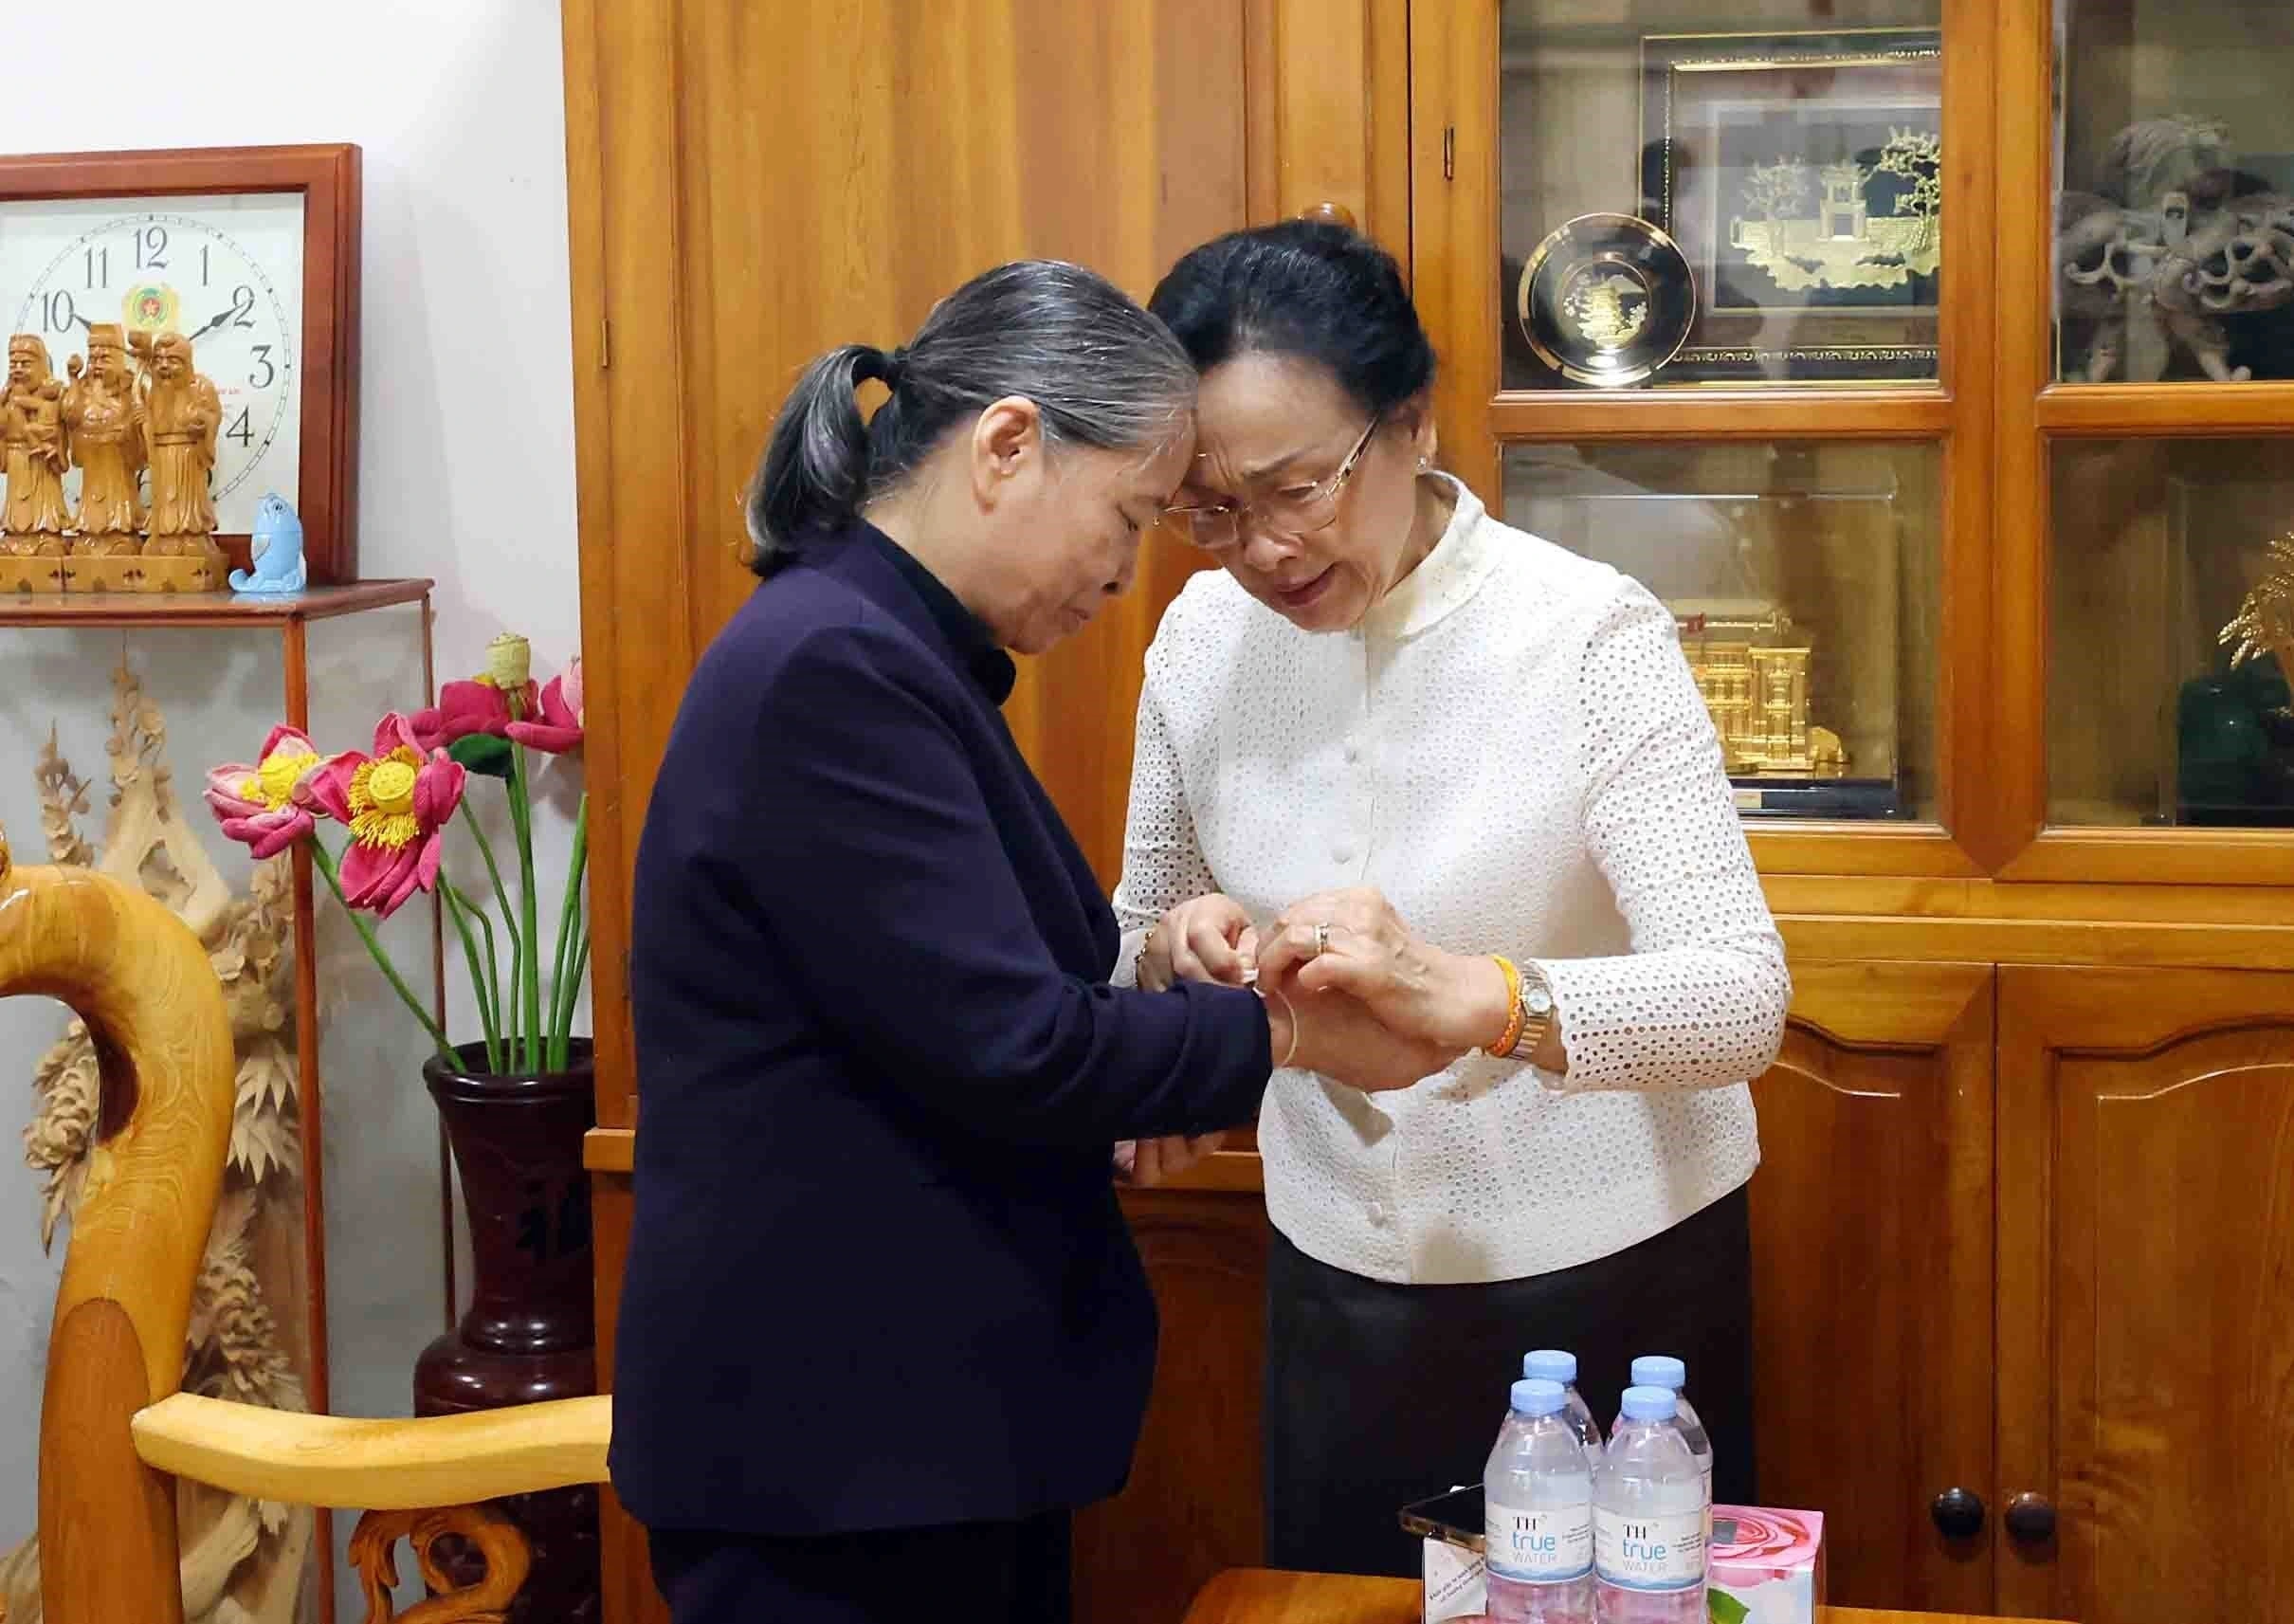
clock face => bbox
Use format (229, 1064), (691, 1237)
(0, 192), (304, 535)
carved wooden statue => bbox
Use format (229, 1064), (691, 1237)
(143, 332), (224, 562)
(1, 337), (70, 557)
(60, 324), (145, 556)
(0, 667), (311, 1624)
(2, 792), (610, 1624)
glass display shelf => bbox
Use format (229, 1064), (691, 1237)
(0, 579), (443, 1623)
(2050, 438), (2294, 829)
(1502, 0), (1946, 390)
(1505, 441), (1941, 821)
(2054, 0), (2294, 386)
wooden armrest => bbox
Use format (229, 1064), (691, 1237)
(130, 1392), (611, 1510)
(1181, 1569), (1421, 1624)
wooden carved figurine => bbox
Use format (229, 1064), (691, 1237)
(143, 331), (224, 562)
(1, 336), (70, 557)
(61, 323), (146, 555)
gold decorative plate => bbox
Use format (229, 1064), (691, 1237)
(1517, 213), (1697, 387)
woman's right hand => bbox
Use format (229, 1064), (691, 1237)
(1263, 976), (1462, 1094)
(1138, 892), (1255, 991)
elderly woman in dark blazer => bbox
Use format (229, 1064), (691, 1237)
(608, 260), (1455, 1624)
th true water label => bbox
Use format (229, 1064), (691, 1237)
(1593, 1507), (1705, 1592)
(1486, 1501), (1593, 1582)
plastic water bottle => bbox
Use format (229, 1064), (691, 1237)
(1618, 1356), (1712, 1502)
(1521, 1348), (1602, 1452)
(1484, 1378), (1595, 1624)
(1593, 1385), (1707, 1623)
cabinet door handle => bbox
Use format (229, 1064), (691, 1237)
(1929, 1487), (1985, 1539)
(2005, 1492), (2057, 1543)
(1300, 202), (1356, 229)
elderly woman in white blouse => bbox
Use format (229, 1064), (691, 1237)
(1115, 220), (1792, 1577)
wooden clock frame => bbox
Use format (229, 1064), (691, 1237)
(0, 142), (362, 583)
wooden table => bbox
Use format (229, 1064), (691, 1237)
(1181, 1569), (2071, 1624)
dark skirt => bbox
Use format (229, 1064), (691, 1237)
(647, 1510), (1071, 1624)
(1263, 1185), (1754, 1578)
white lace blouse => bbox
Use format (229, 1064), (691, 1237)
(1111, 477), (1790, 1285)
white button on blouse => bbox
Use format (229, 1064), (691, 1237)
(1113, 477), (1790, 1286)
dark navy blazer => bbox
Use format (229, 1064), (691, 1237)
(609, 521), (1272, 1536)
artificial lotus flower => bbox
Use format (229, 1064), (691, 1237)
(507, 657), (585, 754)
(204, 724), (324, 858)
(301, 714), (467, 918)
(409, 674), (549, 754)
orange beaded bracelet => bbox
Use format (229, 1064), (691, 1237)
(1486, 955), (1525, 1058)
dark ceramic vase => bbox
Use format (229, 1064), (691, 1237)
(413, 1040), (599, 1624)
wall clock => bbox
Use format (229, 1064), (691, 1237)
(0, 144), (360, 582)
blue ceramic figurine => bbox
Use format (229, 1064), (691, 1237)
(229, 493), (307, 595)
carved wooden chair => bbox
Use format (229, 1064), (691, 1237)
(4, 829), (610, 1624)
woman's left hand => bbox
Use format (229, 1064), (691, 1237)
(1254, 886), (1512, 1053)
(1113, 1131), (1227, 1186)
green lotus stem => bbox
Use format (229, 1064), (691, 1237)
(440, 879), (503, 1073)
(464, 884), (505, 1055)
(547, 794), (590, 1071)
(459, 798), (521, 1048)
(309, 838), (454, 1063)
(509, 740), (544, 1071)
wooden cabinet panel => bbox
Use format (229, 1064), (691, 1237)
(1997, 966), (2294, 1624)
(563, 0), (1262, 1134)
(1075, 1192), (1272, 1624)
(587, 1172), (669, 1624)
(561, 4), (1297, 1616)
(1749, 961), (1996, 1615)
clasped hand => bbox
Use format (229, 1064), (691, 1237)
(1119, 887), (1486, 1186)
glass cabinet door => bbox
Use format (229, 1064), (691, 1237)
(2050, 439), (2294, 827)
(1508, 441), (1942, 820)
(1454, 0), (1965, 842)
(1502, 0), (1947, 389)
(2053, 1), (2294, 385)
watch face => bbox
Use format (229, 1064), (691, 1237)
(0, 192), (304, 534)
(1525, 983), (1556, 1016)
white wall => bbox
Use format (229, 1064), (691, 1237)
(0, 3), (584, 1614)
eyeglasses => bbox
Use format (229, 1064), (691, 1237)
(1161, 417), (1380, 551)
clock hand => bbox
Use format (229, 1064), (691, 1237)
(184, 306), (236, 343)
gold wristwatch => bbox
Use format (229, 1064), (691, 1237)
(1505, 965), (1557, 1059)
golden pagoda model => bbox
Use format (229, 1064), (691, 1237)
(1675, 601), (1848, 778)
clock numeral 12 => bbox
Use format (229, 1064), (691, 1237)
(227, 407), (253, 449)
(137, 224), (169, 272)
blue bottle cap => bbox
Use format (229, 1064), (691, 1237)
(1510, 1378), (1567, 1416)
(1630, 1355), (1686, 1391)
(1619, 1384), (1679, 1422)
(1522, 1349), (1577, 1383)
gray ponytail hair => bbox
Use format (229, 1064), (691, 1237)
(747, 260), (1195, 575)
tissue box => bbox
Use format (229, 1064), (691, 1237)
(1420, 1536), (1488, 1623)
(1708, 1505), (1825, 1624)
(1413, 1502), (1824, 1623)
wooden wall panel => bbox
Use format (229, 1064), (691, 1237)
(569, 0), (1262, 1116)
(561, 4), (1375, 1617)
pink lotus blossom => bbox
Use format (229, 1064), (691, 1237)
(409, 677), (537, 753)
(204, 724), (323, 858)
(507, 658), (584, 754)
(301, 714), (466, 918)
